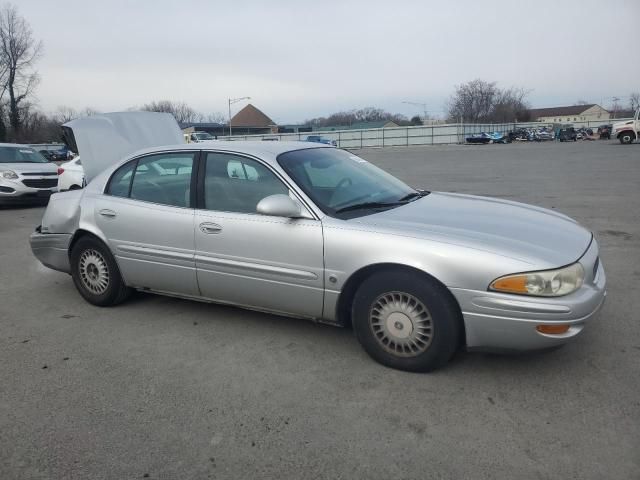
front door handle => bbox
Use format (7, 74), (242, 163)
(199, 222), (222, 234)
(99, 209), (117, 218)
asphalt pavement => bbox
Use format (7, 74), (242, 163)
(1, 140), (638, 479)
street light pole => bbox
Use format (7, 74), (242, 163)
(228, 96), (251, 136)
(402, 101), (428, 123)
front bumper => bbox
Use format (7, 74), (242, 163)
(0, 178), (58, 205)
(452, 239), (606, 351)
(30, 227), (72, 273)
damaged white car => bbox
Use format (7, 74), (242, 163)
(30, 112), (606, 372)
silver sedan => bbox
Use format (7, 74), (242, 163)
(30, 112), (606, 372)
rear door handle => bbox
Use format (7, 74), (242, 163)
(99, 209), (117, 218)
(199, 222), (222, 234)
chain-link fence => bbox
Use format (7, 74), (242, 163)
(222, 118), (632, 148)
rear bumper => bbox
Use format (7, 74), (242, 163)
(30, 227), (72, 273)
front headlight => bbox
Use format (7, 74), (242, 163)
(489, 263), (584, 297)
(1, 170), (18, 180)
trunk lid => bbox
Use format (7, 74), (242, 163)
(62, 112), (184, 182)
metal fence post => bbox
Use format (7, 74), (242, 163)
(360, 130), (363, 149)
(406, 127), (409, 147)
(382, 128), (385, 148)
(338, 131), (341, 148)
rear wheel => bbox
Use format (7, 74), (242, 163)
(70, 236), (132, 306)
(619, 131), (635, 144)
(352, 270), (461, 372)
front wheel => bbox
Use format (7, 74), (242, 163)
(70, 236), (132, 306)
(619, 131), (636, 144)
(352, 271), (461, 372)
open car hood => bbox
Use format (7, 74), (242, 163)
(62, 112), (183, 182)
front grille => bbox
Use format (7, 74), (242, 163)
(22, 172), (57, 176)
(22, 178), (57, 188)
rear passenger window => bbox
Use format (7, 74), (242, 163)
(107, 161), (136, 198)
(204, 153), (288, 213)
(129, 153), (195, 207)
(107, 153), (195, 207)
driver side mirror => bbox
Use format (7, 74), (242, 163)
(256, 194), (303, 218)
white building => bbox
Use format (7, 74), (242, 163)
(529, 104), (610, 123)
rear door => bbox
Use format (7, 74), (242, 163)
(94, 151), (199, 295)
(194, 151), (324, 318)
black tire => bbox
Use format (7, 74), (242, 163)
(619, 131), (635, 145)
(352, 270), (461, 372)
(70, 236), (132, 306)
(69, 184), (82, 190)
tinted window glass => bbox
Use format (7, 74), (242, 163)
(204, 153), (288, 213)
(107, 161), (136, 198)
(129, 153), (195, 207)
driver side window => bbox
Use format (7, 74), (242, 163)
(204, 153), (288, 213)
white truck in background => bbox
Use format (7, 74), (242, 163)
(612, 108), (640, 144)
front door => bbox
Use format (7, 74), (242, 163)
(94, 151), (198, 296)
(194, 152), (324, 318)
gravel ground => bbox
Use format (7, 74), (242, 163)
(1, 140), (638, 480)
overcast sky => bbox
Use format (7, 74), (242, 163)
(18, 0), (640, 123)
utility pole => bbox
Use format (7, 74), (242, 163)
(228, 96), (251, 136)
(402, 101), (428, 123)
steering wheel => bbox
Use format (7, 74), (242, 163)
(335, 177), (353, 190)
(329, 177), (356, 207)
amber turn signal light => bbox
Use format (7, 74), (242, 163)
(536, 324), (570, 334)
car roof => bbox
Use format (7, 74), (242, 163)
(0, 143), (38, 148)
(126, 141), (331, 166)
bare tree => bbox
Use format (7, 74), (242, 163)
(447, 79), (498, 122)
(629, 92), (640, 112)
(492, 87), (531, 122)
(304, 107), (409, 128)
(141, 100), (202, 123)
(447, 79), (530, 123)
(0, 3), (43, 141)
(205, 111), (226, 124)
(53, 105), (78, 123)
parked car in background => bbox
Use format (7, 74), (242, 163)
(38, 149), (56, 161)
(466, 132), (510, 144)
(189, 131), (216, 143)
(612, 108), (639, 144)
(52, 145), (73, 161)
(558, 127), (577, 142)
(597, 124), (612, 140)
(0, 144), (58, 205)
(57, 157), (84, 191)
(30, 112), (606, 372)
(305, 135), (337, 146)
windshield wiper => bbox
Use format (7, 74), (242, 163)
(398, 190), (430, 202)
(335, 201), (408, 214)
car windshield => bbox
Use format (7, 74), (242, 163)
(195, 132), (214, 140)
(0, 146), (49, 163)
(278, 148), (418, 218)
